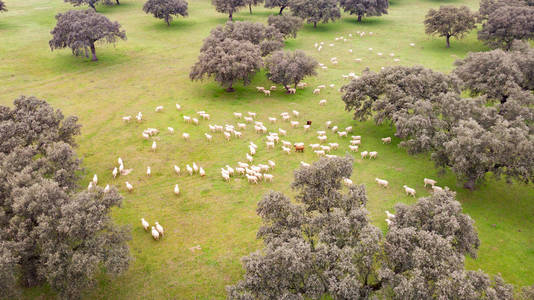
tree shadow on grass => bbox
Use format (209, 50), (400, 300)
(45, 49), (131, 75)
(145, 18), (197, 31)
(342, 16), (393, 27)
(96, 1), (137, 14)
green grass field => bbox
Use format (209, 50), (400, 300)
(1, 0), (533, 298)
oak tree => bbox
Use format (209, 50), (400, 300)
(478, 6), (534, 49)
(49, 9), (127, 61)
(267, 14), (303, 38)
(212, 0), (246, 20)
(339, 0), (389, 22)
(143, 0), (188, 26)
(265, 50), (318, 92)
(424, 5), (477, 48)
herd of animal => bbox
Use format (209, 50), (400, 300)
(100, 30), (430, 240)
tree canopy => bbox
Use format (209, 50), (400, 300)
(212, 0), (246, 20)
(143, 0), (188, 26)
(267, 14), (303, 38)
(341, 65), (534, 189)
(424, 5), (477, 48)
(478, 0), (532, 20)
(201, 21), (284, 56)
(190, 38), (263, 92)
(289, 0), (341, 28)
(49, 9), (127, 61)
(264, 0), (290, 15)
(227, 156), (514, 299)
(0, 96), (130, 299)
(478, 5), (534, 49)
(339, 0), (389, 22)
(265, 50), (318, 91)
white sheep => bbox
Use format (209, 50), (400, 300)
(382, 137), (392, 144)
(88, 181), (94, 191)
(205, 133), (212, 142)
(155, 222), (164, 236)
(432, 185), (443, 193)
(338, 131), (347, 137)
(142, 132), (150, 139)
(329, 143), (339, 150)
(349, 145), (359, 152)
(369, 151), (378, 159)
(256, 86), (265, 92)
(375, 178), (389, 188)
(361, 151), (369, 159)
(319, 99), (327, 106)
(268, 117), (277, 123)
(385, 219), (392, 227)
(385, 210), (395, 219)
(318, 135), (327, 143)
(155, 106), (164, 112)
(282, 146), (291, 154)
(151, 226), (160, 240)
(315, 150), (325, 157)
(92, 174), (98, 185)
(122, 116), (132, 122)
(224, 131), (231, 141)
(292, 110), (300, 118)
(268, 160), (276, 169)
(104, 185), (110, 193)
(146, 166), (151, 176)
(331, 126), (338, 133)
(151, 141), (157, 152)
(264, 174), (274, 182)
(136, 112), (143, 122)
(125, 182), (133, 192)
(351, 140), (361, 146)
(290, 121), (299, 128)
(313, 89), (321, 95)
(174, 184), (180, 195)
(192, 162), (199, 173)
(325, 120), (332, 127)
(352, 135), (361, 140)
(192, 118), (199, 125)
(186, 165), (193, 176)
(174, 165), (181, 175)
(303, 125), (310, 131)
(424, 178), (437, 187)
(246, 153), (254, 163)
(309, 144), (321, 150)
(199, 167), (206, 177)
(263, 90), (271, 96)
(266, 141), (275, 149)
(141, 218), (149, 231)
(183, 116), (191, 123)
(403, 185), (416, 197)
(343, 178), (353, 186)
(300, 161), (310, 167)
(279, 128), (287, 136)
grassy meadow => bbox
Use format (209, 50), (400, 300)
(0, 0), (533, 298)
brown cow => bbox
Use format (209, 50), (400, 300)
(295, 145), (305, 153)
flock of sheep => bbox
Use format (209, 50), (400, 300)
(97, 30), (427, 240)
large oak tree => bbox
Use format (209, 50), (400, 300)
(228, 156), (514, 298)
(143, 0), (188, 26)
(267, 14), (303, 38)
(49, 9), (126, 61)
(190, 38), (263, 92)
(265, 50), (318, 92)
(0, 96), (130, 299)
(478, 5), (534, 49)
(264, 0), (290, 15)
(424, 5), (477, 48)
(212, 0), (246, 20)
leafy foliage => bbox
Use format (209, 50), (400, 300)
(478, 5), (534, 50)
(424, 5), (477, 48)
(267, 14), (303, 38)
(478, 0), (532, 20)
(264, 0), (290, 15)
(212, 0), (246, 20)
(49, 9), (126, 61)
(190, 38), (263, 92)
(289, 0), (341, 28)
(228, 157), (514, 299)
(341, 65), (534, 188)
(339, 0), (389, 22)
(143, 0), (188, 26)
(200, 21), (284, 56)
(0, 96), (130, 299)
(265, 50), (318, 91)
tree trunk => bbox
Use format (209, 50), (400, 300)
(229, 11), (233, 21)
(358, 14), (362, 22)
(314, 21), (317, 28)
(249, 4), (252, 14)
(166, 18), (170, 26)
(116, 0), (120, 4)
(89, 2), (96, 11)
(446, 35), (450, 48)
(89, 42), (98, 61)
(226, 84), (235, 92)
(463, 178), (476, 190)
(279, 6), (285, 15)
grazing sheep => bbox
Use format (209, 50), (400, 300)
(221, 171), (230, 182)
(248, 112), (257, 118)
(343, 178), (353, 186)
(319, 99), (327, 106)
(345, 126), (353, 133)
(352, 135), (361, 140)
(244, 116), (253, 123)
(237, 123), (246, 130)
(125, 182), (133, 192)
(249, 146), (256, 156)
(186, 165), (193, 176)
(349, 145), (359, 152)
(174, 165), (181, 175)
(88, 182), (94, 191)
(385, 210), (395, 219)
(432, 185), (443, 193)
(410, 43), (415, 47)
(136, 112), (143, 122)
(119, 164), (124, 175)
(385, 219), (392, 227)
(317, 130), (326, 136)
(313, 89), (321, 95)
(263, 90), (271, 96)
(152, 141), (157, 152)
(309, 144), (320, 150)
(264, 174), (274, 182)
(369, 151), (378, 159)
(321, 145), (331, 153)
(146, 166), (151, 176)
(104, 185), (110, 193)
(266, 141), (275, 149)
(300, 161), (310, 167)
(199, 167), (206, 177)
(151, 226), (160, 240)
(292, 110), (300, 118)
(325, 121), (332, 128)
(256, 86), (265, 92)
(246, 174), (258, 184)
(176, 104), (182, 111)
(331, 126), (338, 133)
(303, 125), (310, 131)
(375, 178), (389, 188)
(282, 146), (291, 154)
(183, 116), (191, 123)
(318, 85), (326, 89)
(351, 140), (361, 146)
(329, 143), (339, 150)
(192, 162), (199, 173)
(288, 88), (296, 94)
(142, 132), (150, 139)
(225, 165), (235, 176)
(268, 117), (277, 123)
(282, 114), (291, 122)
(403, 185), (416, 197)
(279, 128), (287, 136)
(270, 86), (277, 91)
(238, 162), (249, 168)
(182, 133), (190, 141)
(338, 131), (347, 137)
(268, 160), (276, 169)
(314, 150), (325, 157)
(155, 106), (164, 112)
(122, 116), (132, 122)
(92, 174), (98, 185)
(234, 112), (243, 119)
(224, 131), (231, 141)
(361, 151), (369, 159)
(290, 121), (299, 128)
(141, 218), (150, 231)
(205, 133), (212, 142)
(318, 135), (327, 143)
(424, 178), (437, 187)
(246, 153), (254, 163)
(192, 118), (199, 125)
(382, 137), (392, 144)
(155, 222), (164, 236)
(174, 184), (180, 195)
(167, 127), (175, 134)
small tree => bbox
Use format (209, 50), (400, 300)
(478, 6), (534, 49)
(190, 38), (263, 92)
(143, 0), (188, 26)
(264, 0), (290, 15)
(212, 0), (246, 20)
(244, 0), (263, 14)
(0, 0), (7, 12)
(339, 0), (389, 22)
(424, 5), (477, 48)
(289, 0), (341, 28)
(64, 0), (100, 11)
(267, 14), (303, 38)
(0, 96), (131, 299)
(49, 10), (126, 61)
(265, 50), (318, 92)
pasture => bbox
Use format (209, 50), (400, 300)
(0, 0), (532, 298)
